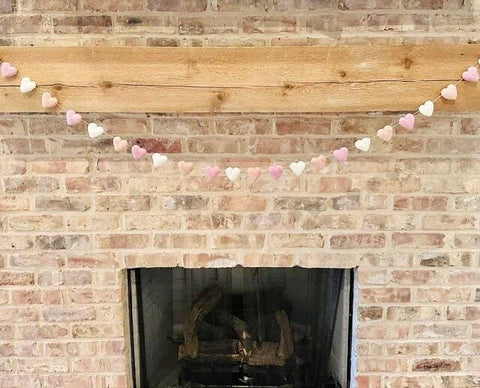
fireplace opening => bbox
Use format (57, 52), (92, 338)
(127, 267), (355, 388)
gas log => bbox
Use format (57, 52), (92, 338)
(178, 285), (294, 366)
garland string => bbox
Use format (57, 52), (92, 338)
(1, 57), (479, 182)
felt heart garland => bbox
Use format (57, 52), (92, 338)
(3, 57), (479, 182)
(418, 100), (434, 117)
(152, 153), (168, 168)
(1, 62), (17, 78)
(205, 166), (220, 180)
(113, 137), (128, 152)
(41, 92), (58, 108)
(290, 161), (305, 176)
(132, 145), (147, 160)
(87, 123), (104, 139)
(441, 84), (457, 100)
(225, 167), (241, 182)
(19, 77), (36, 93)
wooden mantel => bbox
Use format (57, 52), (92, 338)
(0, 45), (479, 113)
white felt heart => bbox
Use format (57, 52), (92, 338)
(355, 137), (371, 152)
(152, 153), (168, 168)
(419, 100), (434, 117)
(225, 167), (240, 182)
(19, 77), (36, 93)
(289, 161), (305, 176)
(87, 123), (104, 139)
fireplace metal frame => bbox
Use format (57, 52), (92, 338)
(126, 267), (357, 388)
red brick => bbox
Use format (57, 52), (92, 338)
(357, 324), (410, 339)
(413, 358), (461, 372)
(308, 177), (352, 193)
(53, 16), (112, 34)
(0, 272), (34, 286)
(215, 195), (267, 211)
(11, 290), (41, 304)
(83, 0), (144, 11)
(358, 306), (383, 321)
(330, 233), (385, 249)
(360, 288), (411, 303)
(0, 15), (50, 34)
(148, 0), (206, 11)
(131, 137), (182, 153)
(43, 307), (95, 322)
(30, 159), (89, 174)
(65, 177), (120, 193)
(97, 234), (150, 249)
(416, 287), (472, 303)
(394, 195), (448, 211)
(413, 324), (468, 339)
(392, 232), (445, 248)
(390, 270), (437, 285)
(9, 253), (64, 268)
(454, 234), (480, 249)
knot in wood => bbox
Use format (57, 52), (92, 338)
(100, 81), (113, 89)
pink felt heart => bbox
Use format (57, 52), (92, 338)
(311, 155), (327, 170)
(66, 110), (82, 126)
(1, 62), (17, 78)
(267, 165), (283, 180)
(376, 125), (393, 142)
(333, 147), (348, 164)
(247, 167), (262, 182)
(462, 66), (479, 82)
(398, 113), (415, 131)
(440, 84), (457, 100)
(178, 161), (194, 175)
(205, 166), (220, 180)
(41, 92), (58, 108)
(131, 145), (147, 160)
(113, 136), (128, 152)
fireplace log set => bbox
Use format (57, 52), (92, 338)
(179, 285), (294, 366)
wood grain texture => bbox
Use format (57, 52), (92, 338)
(0, 45), (479, 113)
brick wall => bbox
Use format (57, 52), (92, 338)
(1, 1), (480, 387)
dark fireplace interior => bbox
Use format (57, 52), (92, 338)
(127, 267), (354, 388)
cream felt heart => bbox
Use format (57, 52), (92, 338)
(462, 66), (479, 82)
(152, 153), (168, 168)
(418, 100), (434, 117)
(354, 137), (371, 152)
(311, 155), (327, 170)
(376, 125), (393, 142)
(41, 92), (58, 108)
(441, 84), (457, 100)
(289, 161), (305, 176)
(247, 167), (262, 182)
(113, 136), (128, 152)
(1, 62), (17, 78)
(398, 113), (415, 130)
(178, 161), (194, 175)
(225, 167), (240, 182)
(132, 145), (147, 160)
(205, 166), (220, 180)
(19, 77), (36, 93)
(66, 110), (82, 126)
(87, 123), (104, 139)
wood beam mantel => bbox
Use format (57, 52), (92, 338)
(0, 45), (479, 113)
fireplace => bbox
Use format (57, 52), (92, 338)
(127, 267), (355, 388)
